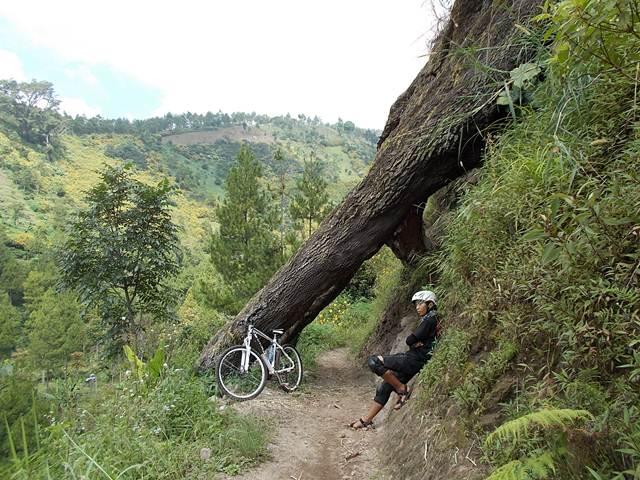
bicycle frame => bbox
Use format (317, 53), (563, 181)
(242, 324), (296, 375)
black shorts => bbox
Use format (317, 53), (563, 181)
(382, 352), (426, 384)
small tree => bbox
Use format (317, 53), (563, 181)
(0, 294), (20, 360)
(290, 154), (332, 239)
(25, 289), (85, 373)
(60, 165), (181, 353)
(209, 144), (281, 313)
(22, 261), (58, 315)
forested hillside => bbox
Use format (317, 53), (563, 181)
(2, 0), (639, 478)
(0, 78), (381, 477)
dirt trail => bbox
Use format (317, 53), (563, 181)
(219, 348), (394, 480)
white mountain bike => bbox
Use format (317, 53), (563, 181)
(215, 323), (303, 401)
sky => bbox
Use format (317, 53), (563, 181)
(0, 1), (438, 130)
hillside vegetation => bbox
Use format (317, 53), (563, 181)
(0, 78), (381, 477)
(379, 1), (640, 478)
(2, 0), (639, 478)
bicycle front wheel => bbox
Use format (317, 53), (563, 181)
(275, 344), (303, 393)
(216, 346), (267, 401)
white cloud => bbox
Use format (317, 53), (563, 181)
(64, 65), (99, 86)
(0, 1), (436, 129)
(0, 49), (26, 81)
(58, 96), (101, 117)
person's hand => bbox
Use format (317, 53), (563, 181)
(414, 341), (424, 348)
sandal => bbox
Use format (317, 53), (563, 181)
(349, 418), (374, 430)
(393, 387), (412, 411)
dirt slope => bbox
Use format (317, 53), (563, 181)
(219, 348), (400, 480)
(162, 126), (275, 145)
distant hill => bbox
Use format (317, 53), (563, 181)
(0, 109), (378, 253)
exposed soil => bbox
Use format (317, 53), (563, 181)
(218, 348), (397, 480)
(161, 126), (275, 145)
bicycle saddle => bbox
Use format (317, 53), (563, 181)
(272, 329), (284, 335)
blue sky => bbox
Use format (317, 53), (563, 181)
(0, 1), (437, 129)
(0, 18), (160, 119)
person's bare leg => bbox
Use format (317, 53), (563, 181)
(351, 401), (384, 429)
(381, 370), (407, 394)
(363, 401), (384, 422)
(379, 364), (411, 410)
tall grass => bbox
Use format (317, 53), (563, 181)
(1, 359), (269, 478)
(414, 0), (640, 477)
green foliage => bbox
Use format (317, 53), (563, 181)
(343, 258), (378, 300)
(0, 230), (29, 307)
(0, 293), (20, 359)
(553, 369), (609, 416)
(496, 62), (542, 115)
(368, 247), (404, 319)
(484, 409), (593, 480)
(290, 153), (332, 239)
(300, 297), (376, 368)
(25, 289), (85, 373)
(1, 366), (269, 479)
(453, 340), (518, 411)
(0, 79), (64, 159)
(176, 283), (228, 353)
(297, 322), (343, 369)
(418, 1), (640, 477)
(537, 0), (640, 77)
(612, 406), (640, 480)
(209, 145), (281, 313)
(22, 263), (57, 315)
(123, 345), (164, 390)
(0, 374), (50, 460)
(485, 408), (593, 447)
(60, 164), (181, 354)
(418, 328), (471, 397)
(485, 453), (556, 480)
(104, 141), (147, 169)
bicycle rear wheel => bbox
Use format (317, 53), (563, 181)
(275, 344), (303, 392)
(216, 346), (267, 401)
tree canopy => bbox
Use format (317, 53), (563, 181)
(290, 154), (331, 239)
(60, 164), (181, 353)
(209, 144), (282, 313)
(0, 79), (63, 158)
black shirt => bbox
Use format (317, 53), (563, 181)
(405, 308), (438, 361)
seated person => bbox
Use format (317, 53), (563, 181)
(350, 290), (439, 429)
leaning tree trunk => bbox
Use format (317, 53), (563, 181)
(197, 0), (542, 370)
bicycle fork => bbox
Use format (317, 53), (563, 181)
(241, 337), (251, 373)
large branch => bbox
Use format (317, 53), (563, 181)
(197, 0), (542, 370)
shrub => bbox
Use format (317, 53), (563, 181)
(104, 141), (147, 168)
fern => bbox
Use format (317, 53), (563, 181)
(485, 408), (594, 447)
(485, 452), (556, 480)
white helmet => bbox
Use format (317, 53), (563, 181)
(411, 290), (437, 306)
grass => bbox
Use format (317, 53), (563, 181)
(1, 360), (270, 479)
(406, 4), (640, 476)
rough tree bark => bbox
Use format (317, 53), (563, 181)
(197, 0), (542, 370)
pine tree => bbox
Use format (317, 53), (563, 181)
(209, 144), (281, 313)
(25, 289), (85, 373)
(273, 147), (289, 258)
(290, 154), (331, 239)
(0, 294), (20, 360)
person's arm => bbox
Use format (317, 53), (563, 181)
(405, 333), (419, 346)
(406, 313), (437, 346)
